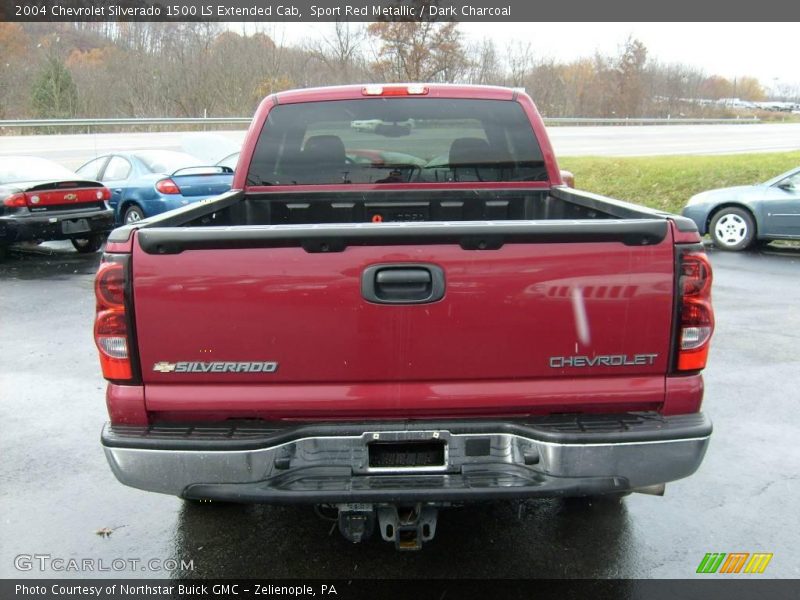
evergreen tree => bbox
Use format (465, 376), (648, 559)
(31, 55), (78, 118)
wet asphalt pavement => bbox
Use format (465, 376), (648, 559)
(0, 241), (798, 580)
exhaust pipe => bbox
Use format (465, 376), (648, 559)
(632, 483), (666, 496)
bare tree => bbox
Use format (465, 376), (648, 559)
(504, 41), (535, 87)
(0, 23), (32, 118)
(464, 38), (500, 85)
(307, 22), (368, 84)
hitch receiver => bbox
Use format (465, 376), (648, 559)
(377, 504), (439, 551)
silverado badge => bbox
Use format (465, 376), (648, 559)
(152, 361), (279, 373)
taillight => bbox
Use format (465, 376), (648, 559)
(94, 255), (134, 381)
(676, 251), (714, 371)
(95, 260), (126, 306)
(97, 187), (111, 201)
(155, 179), (181, 194)
(3, 192), (27, 207)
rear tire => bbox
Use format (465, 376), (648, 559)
(123, 205), (145, 224)
(709, 207), (755, 251)
(71, 234), (104, 254)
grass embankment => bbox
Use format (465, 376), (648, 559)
(559, 151), (800, 215)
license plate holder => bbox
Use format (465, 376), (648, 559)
(61, 219), (90, 234)
(368, 440), (446, 469)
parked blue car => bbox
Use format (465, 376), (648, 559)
(682, 166), (800, 251)
(76, 151), (233, 224)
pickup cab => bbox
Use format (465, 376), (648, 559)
(94, 84), (714, 550)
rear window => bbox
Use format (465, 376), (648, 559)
(0, 157), (78, 184)
(246, 98), (546, 186)
(134, 151), (200, 174)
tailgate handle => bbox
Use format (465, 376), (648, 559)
(362, 264), (445, 304)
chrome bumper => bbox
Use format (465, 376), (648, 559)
(102, 413), (711, 503)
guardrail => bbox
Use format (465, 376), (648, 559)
(0, 117), (253, 128)
(543, 117), (761, 125)
(0, 116), (761, 132)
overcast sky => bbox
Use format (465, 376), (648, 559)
(259, 22), (797, 90)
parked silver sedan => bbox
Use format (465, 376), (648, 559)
(682, 167), (800, 250)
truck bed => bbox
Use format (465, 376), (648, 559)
(138, 185), (675, 228)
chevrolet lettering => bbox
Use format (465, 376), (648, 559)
(549, 354), (659, 368)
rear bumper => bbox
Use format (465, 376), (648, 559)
(101, 412), (712, 504)
(0, 208), (114, 243)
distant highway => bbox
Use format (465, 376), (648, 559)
(1, 123), (799, 169)
(549, 123), (800, 157)
(0, 130), (246, 170)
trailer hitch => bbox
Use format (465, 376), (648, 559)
(333, 503), (439, 550)
(378, 504), (439, 551)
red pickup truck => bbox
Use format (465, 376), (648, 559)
(95, 84), (714, 550)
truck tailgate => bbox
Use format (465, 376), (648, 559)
(131, 225), (675, 418)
